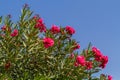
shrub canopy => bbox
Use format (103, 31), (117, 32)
(0, 5), (112, 80)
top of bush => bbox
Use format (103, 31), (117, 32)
(0, 4), (112, 80)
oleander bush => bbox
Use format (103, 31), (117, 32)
(0, 4), (112, 80)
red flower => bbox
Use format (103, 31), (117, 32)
(1, 25), (11, 32)
(74, 62), (79, 67)
(92, 47), (103, 61)
(50, 25), (60, 34)
(39, 18), (44, 23)
(34, 18), (46, 32)
(43, 37), (54, 48)
(76, 55), (85, 66)
(73, 43), (80, 50)
(101, 56), (108, 64)
(10, 29), (18, 37)
(92, 47), (101, 55)
(108, 75), (112, 80)
(33, 16), (37, 20)
(99, 63), (106, 69)
(85, 61), (92, 70)
(1, 25), (6, 31)
(65, 26), (75, 35)
(92, 47), (108, 68)
(99, 56), (108, 68)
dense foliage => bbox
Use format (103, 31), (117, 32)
(0, 5), (112, 80)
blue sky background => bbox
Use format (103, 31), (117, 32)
(0, 0), (119, 79)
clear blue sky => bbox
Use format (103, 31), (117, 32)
(0, 0), (119, 79)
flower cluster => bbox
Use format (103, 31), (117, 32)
(72, 46), (109, 71)
(43, 37), (54, 48)
(85, 61), (92, 70)
(10, 29), (18, 37)
(50, 25), (60, 34)
(74, 55), (92, 70)
(92, 47), (108, 68)
(34, 17), (46, 32)
(65, 26), (75, 35)
(76, 55), (86, 66)
(1, 25), (18, 37)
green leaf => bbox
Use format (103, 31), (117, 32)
(23, 33), (28, 40)
(23, 41), (27, 47)
(0, 16), (2, 24)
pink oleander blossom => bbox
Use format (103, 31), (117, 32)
(65, 26), (75, 35)
(43, 37), (54, 48)
(34, 18), (46, 32)
(10, 29), (18, 37)
(92, 47), (103, 61)
(73, 43), (80, 50)
(85, 61), (92, 70)
(76, 55), (86, 66)
(108, 75), (112, 80)
(99, 56), (108, 68)
(74, 62), (79, 67)
(50, 25), (60, 34)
